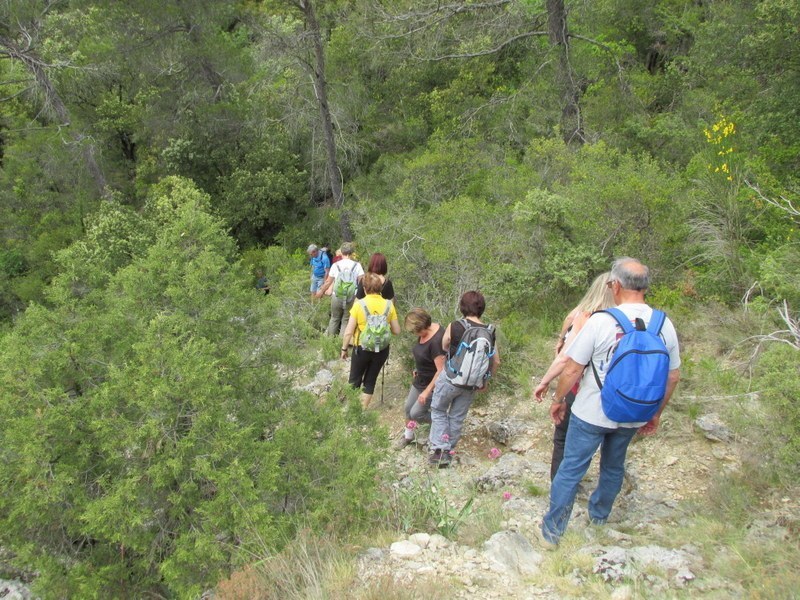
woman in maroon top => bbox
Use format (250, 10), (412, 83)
(355, 252), (395, 301)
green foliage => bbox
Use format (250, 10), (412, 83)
(0, 177), (381, 597)
(760, 243), (800, 307)
(755, 343), (800, 474)
(392, 478), (475, 539)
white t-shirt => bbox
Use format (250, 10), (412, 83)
(566, 303), (681, 429)
(327, 258), (364, 297)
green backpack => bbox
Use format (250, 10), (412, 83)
(333, 261), (359, 300)
(358, 299), (392, 352)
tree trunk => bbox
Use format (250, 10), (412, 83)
(297, 0), (352, 241)
(546, 0), (583, 145)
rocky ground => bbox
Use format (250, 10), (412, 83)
(6, 353), (796, 599)
(301, 356), (798, 599)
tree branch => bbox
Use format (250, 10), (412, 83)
(424, 30), (550, 61)
(745, 179), (800, 218)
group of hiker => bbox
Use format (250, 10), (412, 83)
(299, 245), (681, 549)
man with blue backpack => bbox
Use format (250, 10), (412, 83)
(539, 257), (681, 548)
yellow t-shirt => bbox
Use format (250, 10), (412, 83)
(350, 294), (397, 347)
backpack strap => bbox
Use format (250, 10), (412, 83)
(382, 300), (391, 316)
(358, 298), (369, 317)
(599, 307), (634, 334)
(487, 323), (497, 357)
(590, 308), (631, 390)
(647, 309), (666, 336)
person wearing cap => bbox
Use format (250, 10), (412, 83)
(307, 243), (330, 298)
(315, 242), (364, 335)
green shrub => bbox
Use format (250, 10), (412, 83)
(755, 342), (800, 474)
(0, 178), (382, 597)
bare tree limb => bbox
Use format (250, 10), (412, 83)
(423, 30), (550, 61)
(745, 179), (800, 218)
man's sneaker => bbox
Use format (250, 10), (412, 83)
(429, 449), (451, 468)
(393, 434), (413, 451)
(535, 526), (559, 551)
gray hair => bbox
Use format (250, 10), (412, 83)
(611, 257), (650, 291)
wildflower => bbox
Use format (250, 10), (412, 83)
(488, 447), (502, 460)
(406, 420), (418, 430)
(502, 491), (512, 501)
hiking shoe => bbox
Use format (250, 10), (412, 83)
(393, 434), (413, 451)
(429, 449), (451, 467)
(535, 526), (559, 551)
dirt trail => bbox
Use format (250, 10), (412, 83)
(352, 357), (745, 598)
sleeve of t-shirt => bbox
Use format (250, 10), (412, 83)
(355, 281), (365, 299)
(388, 301), (398, 324)
(449, 320), (465, 352)
(355, 263), (365, 279)
(565, 314), (603, 366)
(382, 279), (395, 300)
(662, 318), (682, 370)
(323, 255), (331, 269)
(430, 329), (446, 359)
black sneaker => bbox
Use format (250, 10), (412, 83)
(429, 449), (451, 468)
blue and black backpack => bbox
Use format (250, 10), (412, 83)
(591, 307), (670, 422)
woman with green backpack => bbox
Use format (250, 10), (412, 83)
(341, 272), (401, 409)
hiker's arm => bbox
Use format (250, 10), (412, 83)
(390, 318), (401, 335)
(340, 316), (357, 360)
(489, 345), (500, 378)
(419, 355), (445, 404)
(477, 345), (500, 392)
(315, 275), (334, 298)
(639, 368), (680, 436)
(534, 353), (570, 402)
(549, 358), (584, 425)
(554, 312), (573, 355)
(535, 313), (589, 402)
(441, 324), (451, 351)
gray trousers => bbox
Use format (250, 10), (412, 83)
(327, 295), (354, 336)
(404, 385), (432, 424)
(429, 372), (475, 452)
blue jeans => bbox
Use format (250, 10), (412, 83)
(541, 414), (638, 544)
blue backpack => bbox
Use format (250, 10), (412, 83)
(591, 308), (670, 422)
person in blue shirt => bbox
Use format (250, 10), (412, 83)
(308, 244), (330, 298)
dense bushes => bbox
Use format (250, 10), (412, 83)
(0, 178), (382, 597)
(755, 343), (800, 475)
